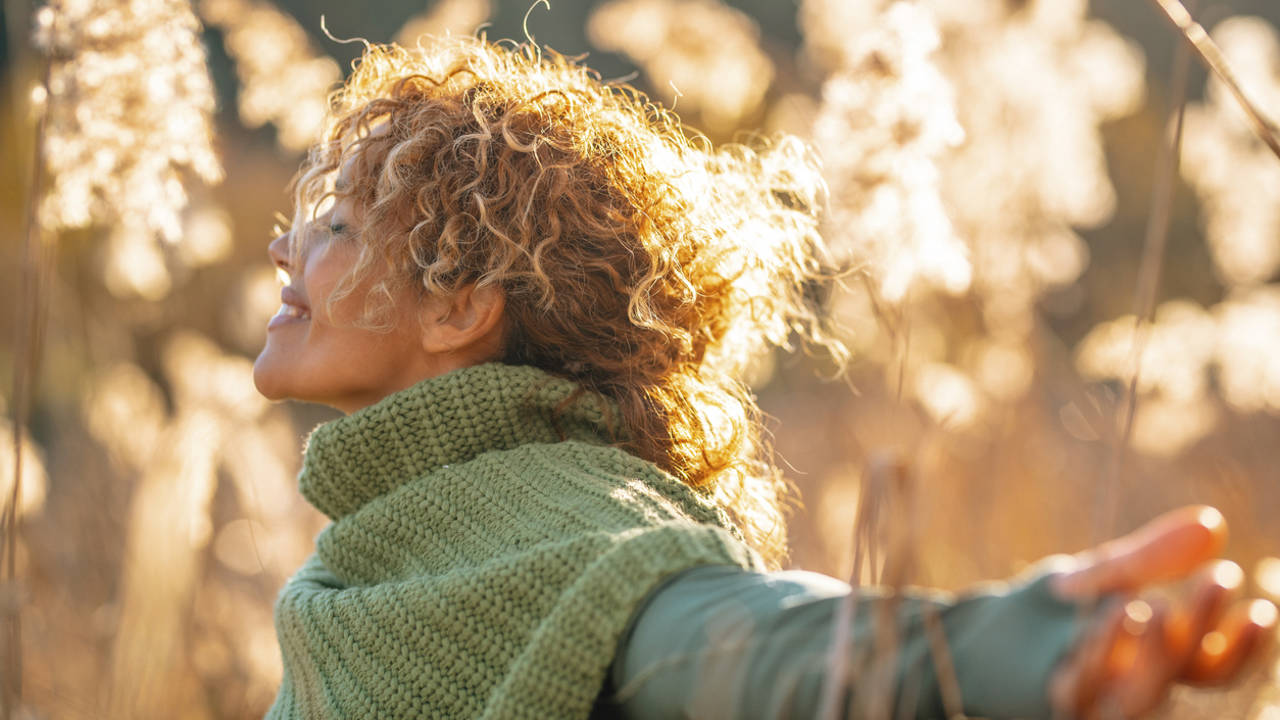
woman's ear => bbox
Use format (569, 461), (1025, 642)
(420, 283), (507, 362)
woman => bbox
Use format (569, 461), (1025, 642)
(253, 36), (1274, 719)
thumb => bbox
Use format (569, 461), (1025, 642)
(1052, 506), (1228, 599)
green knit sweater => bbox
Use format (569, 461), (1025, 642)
(266, 363), (764, 719)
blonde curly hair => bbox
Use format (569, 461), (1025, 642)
(289, 36), (844, 568)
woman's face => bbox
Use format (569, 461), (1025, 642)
(252, 188), (435, 414)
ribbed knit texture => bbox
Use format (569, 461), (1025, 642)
(267, 363), (764, 719)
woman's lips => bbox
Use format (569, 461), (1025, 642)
(268, 288), (311, 330)
(267, 303), (310, 329)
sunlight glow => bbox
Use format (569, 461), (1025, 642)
(588, 0), (774, 132)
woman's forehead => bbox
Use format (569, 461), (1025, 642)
(334, 153), (358, 191)
(333, 132), (388, 193)
(318, 159), (363, 221)
(336, 118), (393, 180)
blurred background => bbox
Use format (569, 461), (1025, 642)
(2, 0), (1280, 717)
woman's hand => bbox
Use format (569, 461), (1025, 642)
(1048, 506), (1277, 719)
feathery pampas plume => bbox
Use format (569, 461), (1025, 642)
(587, 0), (774, 133)
(199, 0), (341, 152)
(808, 1), (967, 305)
(33, 0), (223, 238)
(1182, 17), (1280, 288)
(32, 0), (223, 301)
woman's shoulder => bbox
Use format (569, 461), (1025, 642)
(457, 438), (734, 534)
(311, 437), (754, 580)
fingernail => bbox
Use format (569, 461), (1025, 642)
(1249, 599), (1278, 628)
(1124, 599), (1153, 634)
(1201, 630), (1228, 656)
(1212, 561), (1244, 590)
(1197, 506), (1225, 532)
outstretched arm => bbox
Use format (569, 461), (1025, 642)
(596, 506), (1275, 719)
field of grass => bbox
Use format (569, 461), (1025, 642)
(3, 0), (1280, 717)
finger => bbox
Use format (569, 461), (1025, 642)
(1105, 600), (1155, 678)
(1165, 561), (1241, 672)
(1054, 506), (1227, 598)
(1051, 597), (1129, 717)
(1108, 602), (1175, 719)
(1182, 598), (1278, 686)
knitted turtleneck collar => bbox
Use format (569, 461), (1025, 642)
(269, 360), (762, 719)
(299, 362), (622, 520)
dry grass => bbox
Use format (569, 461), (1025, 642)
(1150, 0), (1280, 160)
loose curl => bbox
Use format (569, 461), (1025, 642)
(289, 36), (845, 568)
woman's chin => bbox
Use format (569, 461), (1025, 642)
(252, 351), (293, 401)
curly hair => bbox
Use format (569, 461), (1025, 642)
(288, 36), (845, 568)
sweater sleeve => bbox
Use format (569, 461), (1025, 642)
(594, 564), (1095, 720)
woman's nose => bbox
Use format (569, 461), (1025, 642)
(268, 232), (291, 271)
